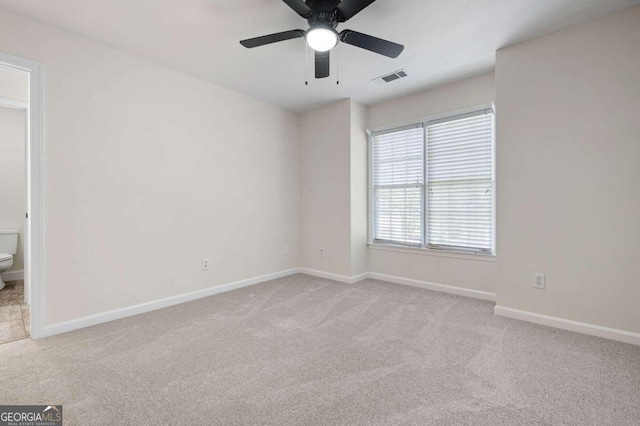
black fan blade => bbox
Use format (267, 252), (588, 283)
(340, 30), (404, 58)
(336, 0), (376, 22)
(240, 29), (305, 48)
(315, 51), (330, 79)
(282, 0), (312, 18)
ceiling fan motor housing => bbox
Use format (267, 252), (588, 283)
(306, 0), (342, 27)
(308, 11), (338, 29)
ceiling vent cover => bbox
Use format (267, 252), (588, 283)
(373, 69), (408, 84)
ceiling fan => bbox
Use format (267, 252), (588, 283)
(239, 0), (404, 79)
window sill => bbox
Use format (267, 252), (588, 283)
(367, 243), (497, 262)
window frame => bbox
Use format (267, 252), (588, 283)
(368, 103), (496, 258)
(370, 123), (425, 247)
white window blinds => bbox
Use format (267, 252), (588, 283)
(426, 110), (494, 253)
(372, 125), (425, 246)
(370, 106), (495, 254)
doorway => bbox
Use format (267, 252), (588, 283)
(0, 81), (28, 343)
(0, 51), (44, 341)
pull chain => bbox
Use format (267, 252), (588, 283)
(336, 45), (340, 85)
(305, 42), (309, 86)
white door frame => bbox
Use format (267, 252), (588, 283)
(0, 51), (45, 339)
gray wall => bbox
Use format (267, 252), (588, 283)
(0, 8), (301, 326)
(495, 6), (640, 333)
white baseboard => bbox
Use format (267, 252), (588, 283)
(42, 268), (299, 338)
(296, 269), (496, 301)
(494, 305), (640, 346)
(39, 266), (638, 347)
(298, 268), (368, 284)
(1, 269), (24, 282)
(368, 272), (497, 302)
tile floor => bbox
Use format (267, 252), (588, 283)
(0, 280), (30, 344)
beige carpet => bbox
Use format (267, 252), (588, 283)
(1, 274), (639, 425)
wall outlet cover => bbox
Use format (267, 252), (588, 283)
(533, 273), (545, 289)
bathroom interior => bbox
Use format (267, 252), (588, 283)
(0, 64), (29, 345)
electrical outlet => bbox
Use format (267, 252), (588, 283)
(533, 273), (545, 289)
(202, 258), (210, 271)
(320, 248), (325, 257)
(284, 246), (289, 256)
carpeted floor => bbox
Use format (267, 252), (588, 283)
(1, 274), (639, 425)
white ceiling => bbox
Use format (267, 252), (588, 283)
(0, 0), (638, 112)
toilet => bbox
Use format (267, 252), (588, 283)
(0, 229), (19, 291)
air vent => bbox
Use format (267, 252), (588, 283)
(373, 69), (408, 84)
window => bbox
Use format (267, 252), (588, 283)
(370, 107), (495, 254)
(371, 125), (424, 246)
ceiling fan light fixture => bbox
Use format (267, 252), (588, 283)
(306, 26), (338, 52)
